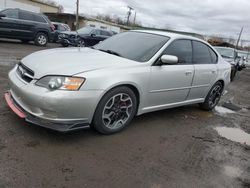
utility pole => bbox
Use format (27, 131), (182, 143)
(235, 27), (244, 50)
(76, 0), (79, 30)
(133, 11), (136, 25)
(126, 6), (133, 25)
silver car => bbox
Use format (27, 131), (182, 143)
(5, 30), (231, 134)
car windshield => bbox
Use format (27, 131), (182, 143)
(77, 27), (93, 34)
(215, 47), (234, 59)
(94, 31), (170, 62)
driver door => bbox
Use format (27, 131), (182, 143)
(147, 39), (194, 110)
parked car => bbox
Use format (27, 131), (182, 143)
(214, 47), (243, 81)
(58, 26), (113, 47)
(237, 50), (249, 67)
(5, 30), (231, 134)
(0, 8), (54, 46)
(52, 22), (70, 42)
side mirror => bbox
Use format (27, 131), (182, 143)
(91, 33), (96, 37)
(160, 55), (178, 65)
(0, 13), (6, 18)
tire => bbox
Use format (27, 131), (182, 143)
(199, 82), (223, 111)
(61, 42), (69, 47)
(77, 38), (85, 47)
(92, 86), (138, 134)
(35, 32), (48, 46)
(230, 69), (237, 81)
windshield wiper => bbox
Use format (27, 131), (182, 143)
(98, 49), (122, 57)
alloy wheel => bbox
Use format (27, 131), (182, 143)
(102, 93), (133, 130)
(208, 85), (222, 108)
(38, 35), (47, 45)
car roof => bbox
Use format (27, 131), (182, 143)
(130, 30), (203, 41)
(2, 8), (47, 17)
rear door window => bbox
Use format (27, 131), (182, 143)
(100, 30), (110, 36)
(93, 29), (101, 35)
(19, 11), (34, 21)
(192, 41), (213, 64)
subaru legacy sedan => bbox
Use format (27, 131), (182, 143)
(5, 30), (231, 134)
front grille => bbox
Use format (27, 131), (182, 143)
(16, 63), (34, 83)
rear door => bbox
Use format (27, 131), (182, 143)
(0, 9), (19, 37)
(89, 29), (103, 45)
(187, 41), (218, 100)
(148, 39), (194, 108)
(100, 30), (111, 40)
(17, 10), (37, 39)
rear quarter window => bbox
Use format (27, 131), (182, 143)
(208, 48), (218, 64)
(33, 14), (47, 23)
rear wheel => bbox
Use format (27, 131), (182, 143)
(92, 87), (137, 134)
(35, 32), (48, 46)
(230, 69), (237, 81)
(199, 82), (223, 111)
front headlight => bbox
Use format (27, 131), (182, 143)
(36, 76), (85, 91)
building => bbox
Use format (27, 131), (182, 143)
(45, 12), (85, 31)
(0, 0), (59, 13)
(45, 12), (125, 33)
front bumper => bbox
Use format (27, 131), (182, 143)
(5, 92), (90, 132)
(6, 68), (104, 132)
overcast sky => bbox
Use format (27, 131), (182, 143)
(55, 0), (250, 41)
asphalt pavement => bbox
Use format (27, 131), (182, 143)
(0, 39), (249, 188)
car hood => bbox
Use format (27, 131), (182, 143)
(21, 47), (138, 79)
(60, 31), (89, 36)
(60, 31), (77, 35)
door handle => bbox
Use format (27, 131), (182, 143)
(185, 71), (192, 76)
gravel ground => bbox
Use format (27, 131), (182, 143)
(0, 39), (249, 188)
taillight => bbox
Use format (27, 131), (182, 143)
(50, 24), (55, 31)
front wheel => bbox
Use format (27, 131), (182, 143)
(92, 87), (138, 134)
(199, 82), (223, 111)
(77, 39), (85, 47)
(61, 42), (69, 47)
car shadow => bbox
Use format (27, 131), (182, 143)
(0, 38), (34, 45)
(14, 104), (210, 142)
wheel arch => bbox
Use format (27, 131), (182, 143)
(217, 79), (225, 90)
(34, 30), (49, 40)
(102, 83), (141, 108)
(91, 82), (142, 123)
